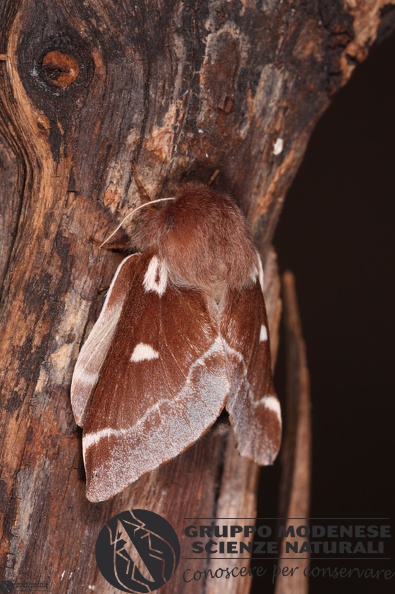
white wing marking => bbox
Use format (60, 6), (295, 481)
(256, 253), (264, 292)
(260, 324), (268, 342)
(254, 394), (281, 421)
(130, 343), (160, 362)
(143, 255), (168, 296)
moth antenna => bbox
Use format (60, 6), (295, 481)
(99, 197), (175, 249)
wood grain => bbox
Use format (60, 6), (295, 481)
(274, 272), (311, 594)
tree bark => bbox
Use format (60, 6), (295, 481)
(0, 1), (393, 592)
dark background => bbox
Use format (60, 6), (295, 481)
(255, 30), (395, 594)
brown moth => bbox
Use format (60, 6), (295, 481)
(71, 184), (281, 502)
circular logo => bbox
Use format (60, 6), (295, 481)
(0, 582), (14, 594)
(96, 509), (180, 593)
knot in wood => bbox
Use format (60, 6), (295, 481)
(41, 51), (80, 90)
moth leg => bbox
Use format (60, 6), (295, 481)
(208, 168), (220, 187)
(98, 284), (110, 294)
(131, 160), (152, 203)
(89, 235), (130, 252)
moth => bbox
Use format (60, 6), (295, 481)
(71, 184), (281, 502)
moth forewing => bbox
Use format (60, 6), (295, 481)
(78, 252), (233, 502)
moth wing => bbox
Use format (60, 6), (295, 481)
(71, 253), (141, 426)
(221, 266), (281, 465)
(80, 252), (230, 502)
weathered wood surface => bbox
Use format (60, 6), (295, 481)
(0, 1), (393, 592)
(274, 273), (311, 594)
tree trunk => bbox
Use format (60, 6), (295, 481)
(0, 1), (392, 592)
